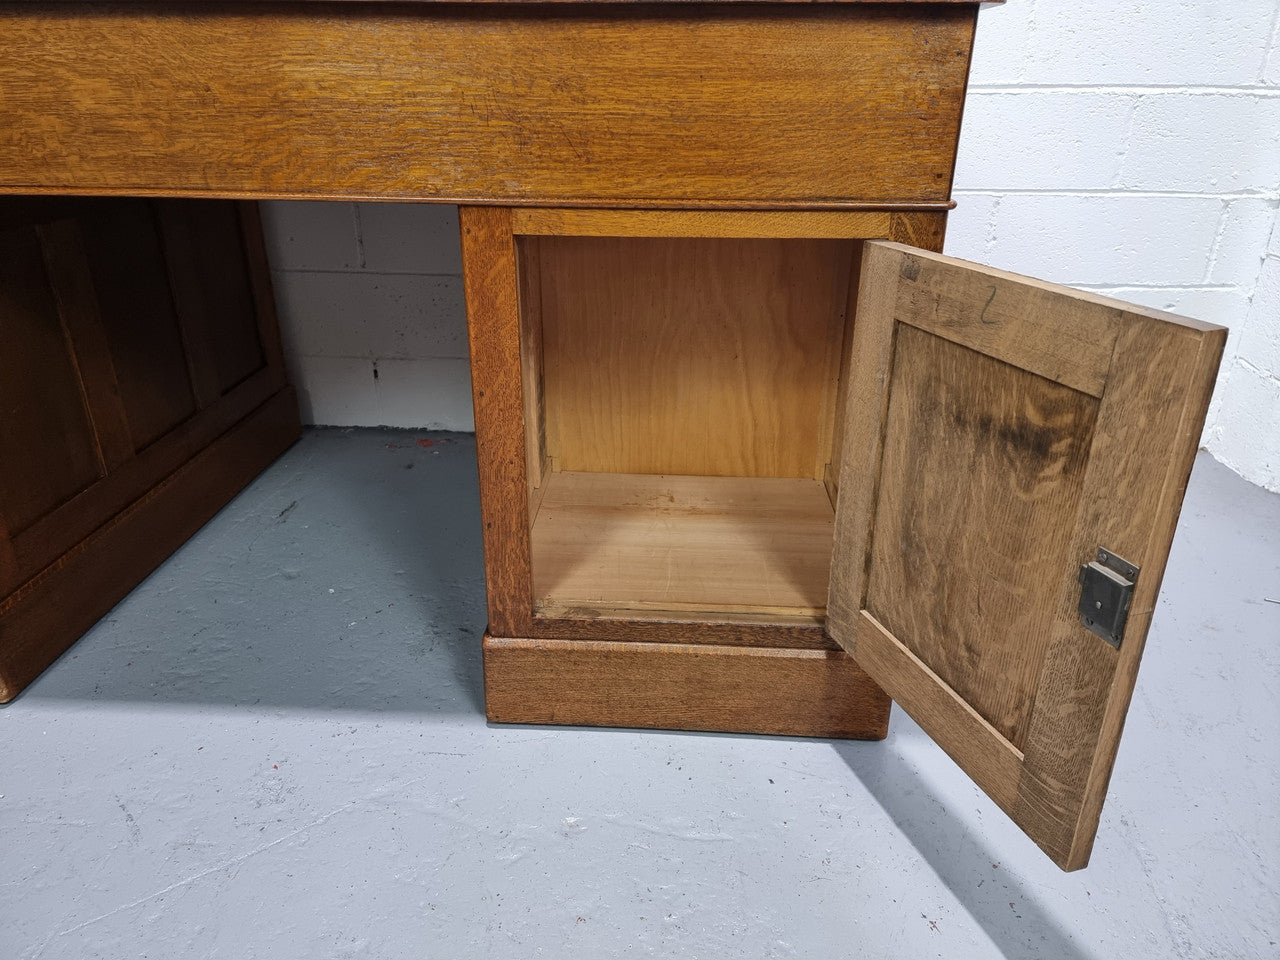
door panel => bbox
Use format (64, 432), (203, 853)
(0, 223), (103, 535)
(827, 241), (1226, 870)
(80, 199), (197, 451)
(867, 323), (1100, 748)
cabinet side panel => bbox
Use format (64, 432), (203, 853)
(461, 207), (534, 637)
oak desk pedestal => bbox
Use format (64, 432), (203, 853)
(0, 1), (1224, 870)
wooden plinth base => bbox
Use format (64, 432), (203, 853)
(483, 633), (892, 739)
(0, 388), (301, 701)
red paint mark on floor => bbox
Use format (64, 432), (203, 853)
(416, 438), (435, 448)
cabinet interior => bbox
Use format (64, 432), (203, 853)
(518, 234), (864, 624)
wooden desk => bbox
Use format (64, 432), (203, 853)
(0, 1), (1225, 871)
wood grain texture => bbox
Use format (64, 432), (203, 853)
(0, 222), (103, 537)
(888, 244), (1119, 398)
(0, 196), (297, 695)
(483, 634), (891, 738)
(513, 209), (893, 239)
(527, 608), (835, 650)
(0, 4), (975, 205)
(516, 237), (548, 505)
(531, 472), (836, 617)
(41, 1), (985, 5)
(0, 199), (288, 596)
(156, 200), (267, 403)
(1012, 312), (1226, 870)
(539, 236), (853, 478)
(888, 210), (948, 251)
(866, 323), (1099, 747)
(825, 243), (903, 640)
(0, 386), (300, 702)
(36, 219), (136, 470)
(76, 200), (196, 450)
(855, 610), (1023, 808)
(9, 369), (279, 595)
(827, 241), (1226, 870)
(460, 207), (534, 637)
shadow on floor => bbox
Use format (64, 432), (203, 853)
(834, 734), (1096, 960)
(12, 428), (488, 715)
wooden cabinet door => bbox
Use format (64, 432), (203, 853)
(826, 241), (1226, 871)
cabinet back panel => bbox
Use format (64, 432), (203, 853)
(537, 236), (854, 479)
(79, 201), (197, 451)
(0, 225), (102, 535)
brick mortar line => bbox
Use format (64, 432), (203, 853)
(954, 189), (1280, 200)
(1264, 5), (1280, 84)
(270, 269), (463, 278)
(968, 85), (1280, 96)
(1203, 202), (1232, 285)
(1073, 284), (1242, 292)
(299, 354), (472, 362)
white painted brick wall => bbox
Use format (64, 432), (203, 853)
(950, 0), (1280, 491)
(261, 0), (1280, 489)
(261, 203), (474, 431)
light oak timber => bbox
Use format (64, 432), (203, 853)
(530, 472), (836, 618)
(529, 606), (834, 650)
(461, 207), (535, 637)
(512, 209), (894, 239)
(825, 211), (948, 500)
(516, 237), (549, 513)
(868, 322), (1099, 747)
(1015, 310), (1225, 870)
(826, 242), (1226, 869)
(0, 5), (976, 204)
(855, 610), (1023, 810)
(537, 236), (855, 479)
(483, 635), (891, 739)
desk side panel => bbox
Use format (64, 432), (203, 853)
(0, 4), (975, 205)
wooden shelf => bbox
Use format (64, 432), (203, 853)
(530, 471), (835, 619)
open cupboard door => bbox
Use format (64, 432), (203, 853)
(826, 242), (1225, 871)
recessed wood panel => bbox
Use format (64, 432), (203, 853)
(0, 5), (975, 204)
(79, 200), (197, 450)
(159, 201), (266, 402)
(0, 225), (101, 535)
(866, 324), (1099, 747)
(538, 236), (853, 478)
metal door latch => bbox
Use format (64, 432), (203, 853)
(1078, 547), (1139, 649)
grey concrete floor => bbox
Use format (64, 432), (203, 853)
(2, 429), (1277, 959)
